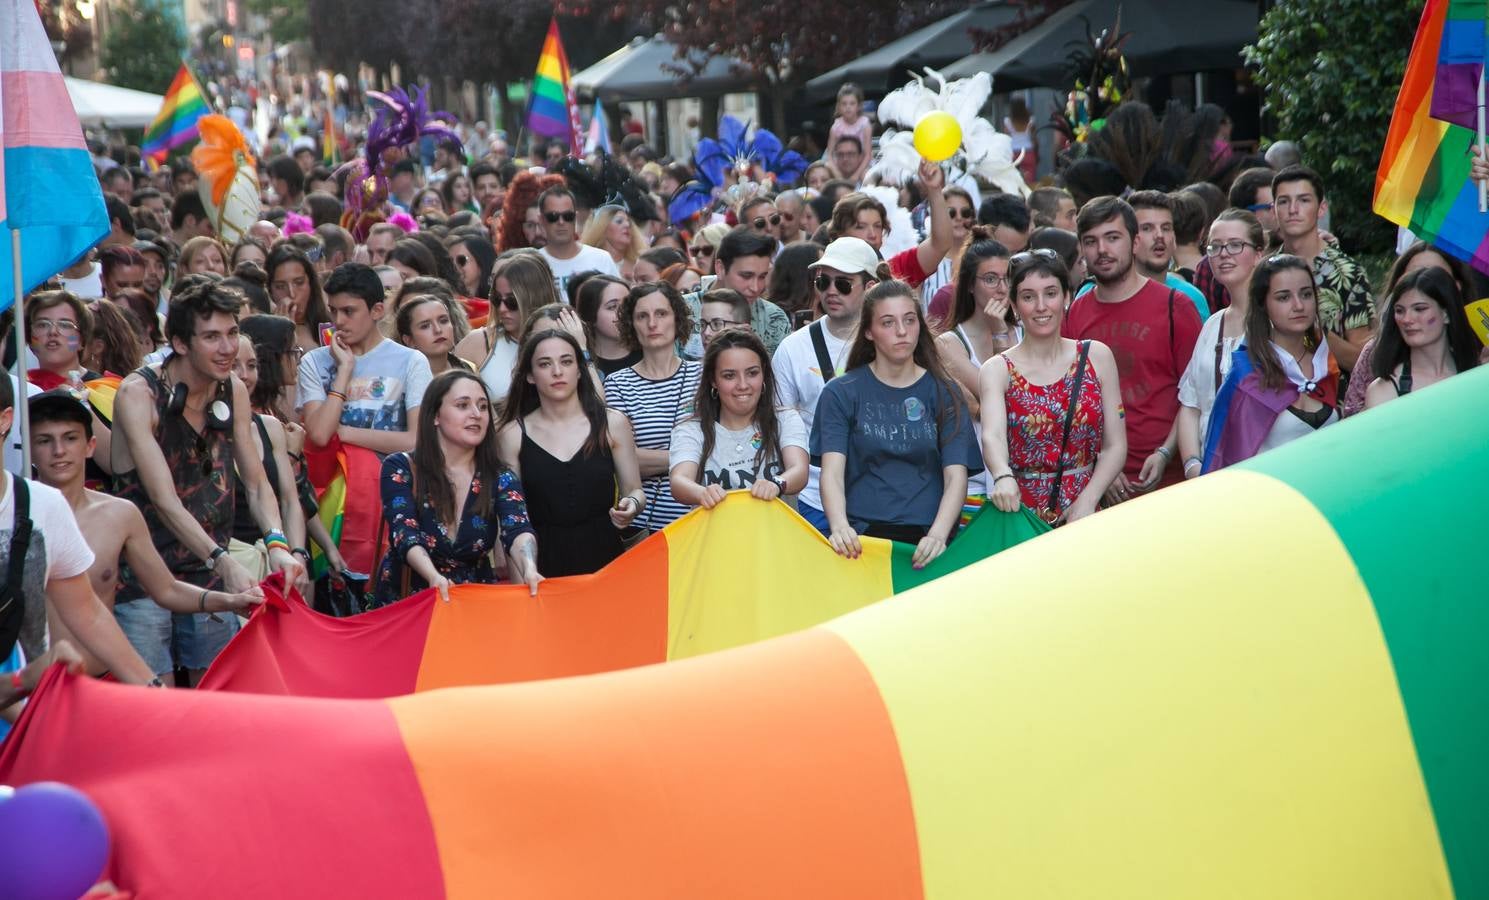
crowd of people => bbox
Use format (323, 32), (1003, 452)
(2, 78), (1484, 714)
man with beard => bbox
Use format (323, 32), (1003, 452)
(133, 240), (171, 313)
(1063, 196), (1202, 504)
(1074, 191), (1208, 318)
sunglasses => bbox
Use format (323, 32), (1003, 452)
(1010, 248), (1059, 266)
(454, 254), (471, 267)
(1246, 202), (1274, 213)
(752, 214), (782, 229)
(814, 273), (857, 295)
(544, 210), (578, 223)
(494, 292), (519, 310)
(948, 207), (975, 220)
(690, 245), (714, 258)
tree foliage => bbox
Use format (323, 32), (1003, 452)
(100, 0), (186, 93)
(244, 0), (310, 46)
(1243, 0), (1425, 254)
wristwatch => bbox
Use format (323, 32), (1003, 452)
(206, 546), (228, 570)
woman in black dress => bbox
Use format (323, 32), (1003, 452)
(496, 327), (645, 576)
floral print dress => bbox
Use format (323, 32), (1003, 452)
(371, 452), (535, 608)
(1004, 342), (1104, 521)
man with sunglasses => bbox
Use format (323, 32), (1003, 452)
(739, 197), (783, 249)
(536, 186), (619, 298)
(772, 237), (880, 534)
(714, 226), (791, 354)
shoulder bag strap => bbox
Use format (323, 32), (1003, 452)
(1047, 341), (1092, 515)
(810, 320), (836, 385)
(0, 478), (35, 659)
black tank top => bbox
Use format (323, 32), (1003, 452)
(517, 423), (623, 576)
(232, 415), (281, 543)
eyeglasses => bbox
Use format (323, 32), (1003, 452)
(1246, 202), (1274, 213)
(751, 214), (782, 230)
(702, 317), (746, 333)
(454, 254), (471, 267)
(543, 210), (577, 224)
(494, 292), (519, 310)
(814, 274), (857, 295)
(690, 245), (714, 258)
(1204, 240), (1260, 257)
(1010, 248), (1059, 266)
(32, 318), (80, 335)
(948, 207), (976, 221)
(286, 347), (305, 362)
(976, 272), (1011, 288)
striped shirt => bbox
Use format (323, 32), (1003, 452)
(604, 360), (703, 531)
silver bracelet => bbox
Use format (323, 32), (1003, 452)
(1154, 446), (1172, 461)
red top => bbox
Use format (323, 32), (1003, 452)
(1061, 278), (1202, 481)
(889, 247), (929, 288)
(1004, 344), (1104, 518)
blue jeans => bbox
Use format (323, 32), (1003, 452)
(114, 599), (239, 674)
(797, 501), (831, 536)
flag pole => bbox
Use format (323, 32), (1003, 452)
(1478, 67), (1487, 213)
(11, 229), (29, 474)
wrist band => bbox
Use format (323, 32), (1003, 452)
(1184, 455), (1203, 468)
(292, 547), (310, 560)
(8, 670), (21, 691)
(147, 677), (166, 688)
(199, 589), (209, 613)
(1155, 446), (1173, 461)
(326, 389), (348, 402)
(993, 473), (1017, 484)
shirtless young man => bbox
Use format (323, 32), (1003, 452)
(28, 392), (263, 669)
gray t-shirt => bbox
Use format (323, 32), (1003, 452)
(669, 409), (807, 492)
(296, 338), (432, 434)
(0, 473), (95, 660)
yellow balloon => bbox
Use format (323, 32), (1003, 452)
(913, 111), (962, 163)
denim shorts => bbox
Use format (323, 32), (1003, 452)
(114, 599), (240, 674)
(796, 501), (831, 536)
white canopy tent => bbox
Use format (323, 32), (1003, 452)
(64, 77), (164, 129)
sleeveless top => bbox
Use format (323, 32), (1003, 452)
(231, 415), (281, 544)
(116, 366), (235, 592)
(517, 423), (624, 577)
(954, 325), (989, 497)
(478, 330), (519, 405)
(1003, 346), (1103, 517)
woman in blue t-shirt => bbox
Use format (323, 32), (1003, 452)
(811, 280), (983, 569)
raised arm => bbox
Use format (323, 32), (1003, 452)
(914, 161), (953, 280)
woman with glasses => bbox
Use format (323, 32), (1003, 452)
(447, 234), (496, 299)
(604, 281), (702, 535)
(1363, 267), (1480, 411)
(266, 244), (331, 354)
(454, 254), (560, 404)
(670, 328), (807, 509)
(979, 253), (1125, 526)
(496, 328), (644, 576)
(1176, 210), (1264, 479)
(813, 280), (981, 568)
(1202, 255), (1339, 471)
(582, 207), (646, 281)
(375, 370), (543, 606)
(922, 187), (978, 309)
(575, 274), (642, 377)
(687, 223), (729, 272)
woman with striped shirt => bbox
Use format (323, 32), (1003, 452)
(603, 281), (702, 535)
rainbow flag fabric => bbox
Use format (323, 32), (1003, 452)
(527, 17), (581, 153)
(0, 0), (109, 311)
(2, 368), (1486, 898)
(1376, 0), (1489, 273)
(140, 63), (209, 164)
(303, 436), (385, 579)
(200, 497), (1047, 696)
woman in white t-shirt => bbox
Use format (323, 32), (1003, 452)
(453, 253), (560, 405)
(1176, 210), (1264, 479)
(670, 329), (808, 508)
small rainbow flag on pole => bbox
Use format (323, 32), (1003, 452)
(527, 17), (582, 153)
(141, 62), (209, 164)
(1375, 0), (1489, 273)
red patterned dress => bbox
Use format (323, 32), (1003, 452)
(1003, 342), (1104, 520)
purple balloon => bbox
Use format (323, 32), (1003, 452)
(0, 781), (110, 900)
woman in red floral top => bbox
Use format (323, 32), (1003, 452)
(978, 251), (1127, 525)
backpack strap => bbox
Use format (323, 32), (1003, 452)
(0, 477), (35, 660)
(809, 319), (836, 385)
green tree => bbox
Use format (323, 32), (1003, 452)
(244, 0), (310, 46)
(1243, 0), (1425, 254)
(100, 0), (186, 93)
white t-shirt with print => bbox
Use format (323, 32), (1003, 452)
(1, 472), (95, 659)
(771, 321), (850, 511)
(539, 244), (620, 301)
(668, 409), (808, 492)
(296, 338), (432, 434)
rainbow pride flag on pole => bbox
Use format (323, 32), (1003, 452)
(1375, 0), (1489, 273)
(527, 17), (582, 153)
(140, 62), (209, 164)
(0, 0), (110, 313)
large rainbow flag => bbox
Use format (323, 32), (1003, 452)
(2, 367), (1485, 898)
(526, 17), (581, 153)
(1375, 0), (1489, 273)
(140, 63), (209, 164)
(199, 498), (1048, 697)
(303, 435), (385, 579)
(0, 0), (109, 312)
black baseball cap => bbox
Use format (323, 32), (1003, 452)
(28, 389), (93, 439)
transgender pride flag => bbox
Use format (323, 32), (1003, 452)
(0, 0), (109, 313)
